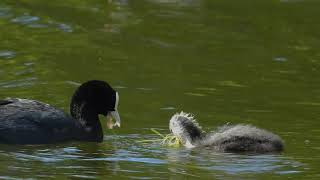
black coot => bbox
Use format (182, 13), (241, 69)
(0, 80), (120, 144)
(169, 112), (283, 153)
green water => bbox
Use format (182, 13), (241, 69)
(1, 0), (320, 179)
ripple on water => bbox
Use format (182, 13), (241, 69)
(0, 176), (20, 180)
(57, 23), (73, 33)
(65, 80), (81, 87)
(217, 80), (246, 88)
(136, 87), (154, 91)
(184, 92), (207, 97)
(132, 134), (304, 176)
(11, 14), (50, 29)
(205, 154), (290, 174)
(0, 50), (16, 59)
(113, 85), (128, 89)
(9, 12), (73, 32)
(0, 134), (305, 179)
(88, 157), (167, 165)
(0, 7), (11, 18)
(13, 152), (64, 163)
(11, 14), (42, 26)
(273, 56), (288, 62)
(0, 77), (37, 88)
(160, 106), (176, 110)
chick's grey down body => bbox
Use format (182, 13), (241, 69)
(169, 112), (283, 153)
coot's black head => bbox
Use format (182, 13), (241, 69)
(169, 112), (204, 147)
(70, 80), (120, 127)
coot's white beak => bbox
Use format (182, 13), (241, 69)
(110, 92), (120, 128)
(110, 110), (121, 128)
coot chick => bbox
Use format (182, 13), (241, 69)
(0, 80), (121, 144)
(169, 112), (283, 153)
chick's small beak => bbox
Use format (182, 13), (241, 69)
(109, 110), (121, 128)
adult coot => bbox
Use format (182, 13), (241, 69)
(0, 80), (120, 144)
(169, 112), (283, 153)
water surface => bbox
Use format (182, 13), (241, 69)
(0, 0), (320, 179)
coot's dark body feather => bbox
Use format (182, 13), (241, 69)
(0, 98), (79, 144)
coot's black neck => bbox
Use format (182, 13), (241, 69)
(68, 80), (118, 142)
(70, 98), (103, 142)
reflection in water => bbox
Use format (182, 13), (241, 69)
(166, 146), (303, 178)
